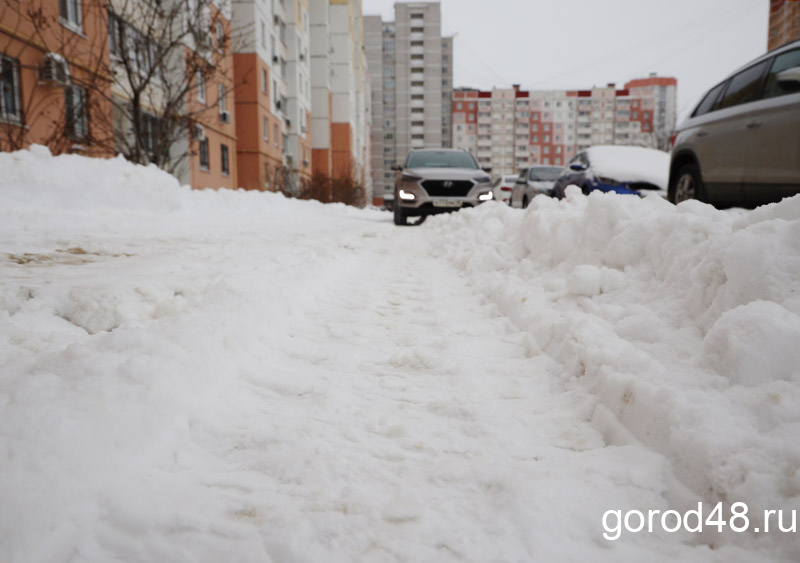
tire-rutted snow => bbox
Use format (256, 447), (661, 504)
(1, 147), (798, 562)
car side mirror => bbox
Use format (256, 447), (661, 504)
(390, 164), (403, 171)
(777, 66), (800, 91)
(570, 163), (587, 172)
(482, 167), (492, 173)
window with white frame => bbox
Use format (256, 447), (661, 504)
(263, 117), (269, 141)
(59, 0), (82, 30)
(140, 112), (160, 159)
(199, 137), (209, 170)
(218, 83), (226, 113)
(0, 56), (21, 122)
(216, 21), (224, 52)
(65, 85), (88, 140)
(197, 72), (206, 102)
(221, 144), (229, 176)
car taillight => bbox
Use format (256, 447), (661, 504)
(670, 133), (678, 148)
(501, 187), (512, 191)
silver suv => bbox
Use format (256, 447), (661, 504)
(669, 39), (800, 208)
(392, 149), (494, 226)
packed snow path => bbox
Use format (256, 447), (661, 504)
(0, 214), (751, 562)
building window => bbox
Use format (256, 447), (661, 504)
(140, 112), (160, 158)
(263, 117), (269, 141)
(199, 138), (209, 170)
(273, 123), (278, 146)
(221, 144), (229, 176)
(0, 56), (21, 122)
(216, 21), (224, 51)
(261, 21), (267, 49)
(264, 162), (270, 188)
(65, 85), (88, 140)
(262, 69), (268, 93)
(218, 83), (226, 113)
(59, 0), (82, 30)
(197, 72), (206, 103)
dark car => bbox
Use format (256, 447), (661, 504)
(551, 146), (669, 199)
(669, 39), (800, 208)
(392, 149), (494, 226)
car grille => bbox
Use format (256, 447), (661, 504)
(421, 180), (474, 197)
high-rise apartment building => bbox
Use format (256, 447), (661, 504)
(310, 0), (371, 203)
(232, 0), (312, 193)
(365, 2), (452, 205)
(769, 0), (800, 50)
(453, 76), (677, 178)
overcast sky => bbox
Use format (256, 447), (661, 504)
(361, 0), (770, 121)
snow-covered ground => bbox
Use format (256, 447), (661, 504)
(1, 147), (798, 562)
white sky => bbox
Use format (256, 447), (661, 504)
(362, 0), (770, 120)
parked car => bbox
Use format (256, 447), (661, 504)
(392, 149), (494, 226)
(510, 165), (563, 208)
(669, 39), (800, 208)
(551, 145), (669, 199)
(492, 175), (519, 204)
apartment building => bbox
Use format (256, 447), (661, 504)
(310, 0), (371, 203)
(179, 0), (238, 190)
(453, 76), (677, 178)
(769, 0), (800, 50)
(1, 0), (113, 156)
(365, 2), (453, 205)
(232, 0), (303, 192)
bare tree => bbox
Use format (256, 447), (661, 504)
(104, 0), (237, 173)
(0, 0), (113, 154)
(1, 0), (240, 174)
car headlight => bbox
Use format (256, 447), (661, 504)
(401, 173), (422, 182)
(478, 191), (493, 201)
(398, 189), (416, 201)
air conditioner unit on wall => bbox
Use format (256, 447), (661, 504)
(41, 53), (70, 85)
(220, 110), (231, 123)
(193, 124), (206, 140)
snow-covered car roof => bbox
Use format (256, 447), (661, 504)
(586, 145), (670, 189)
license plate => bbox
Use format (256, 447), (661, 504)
(432, 199), (462, 208)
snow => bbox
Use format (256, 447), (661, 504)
(1, 147), (799, 562)
(585, 145), (671, 189)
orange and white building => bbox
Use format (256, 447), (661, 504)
(310, 0), (371, 201)
(182, 1), (238, 190)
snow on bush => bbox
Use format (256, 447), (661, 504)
(427, 187), (800, 554)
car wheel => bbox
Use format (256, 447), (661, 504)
(393, 201), (408, 226)
(670, 162), (704, 204)
(522, 195), (529, 209)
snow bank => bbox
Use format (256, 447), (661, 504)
(427, 189), (800, 557)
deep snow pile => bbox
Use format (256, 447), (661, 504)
(427, 188), (800, 554)
(2, 146), (799, 562)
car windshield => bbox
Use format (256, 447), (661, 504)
(530, 167), (562, 181)
(406, 151), (479, 169)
